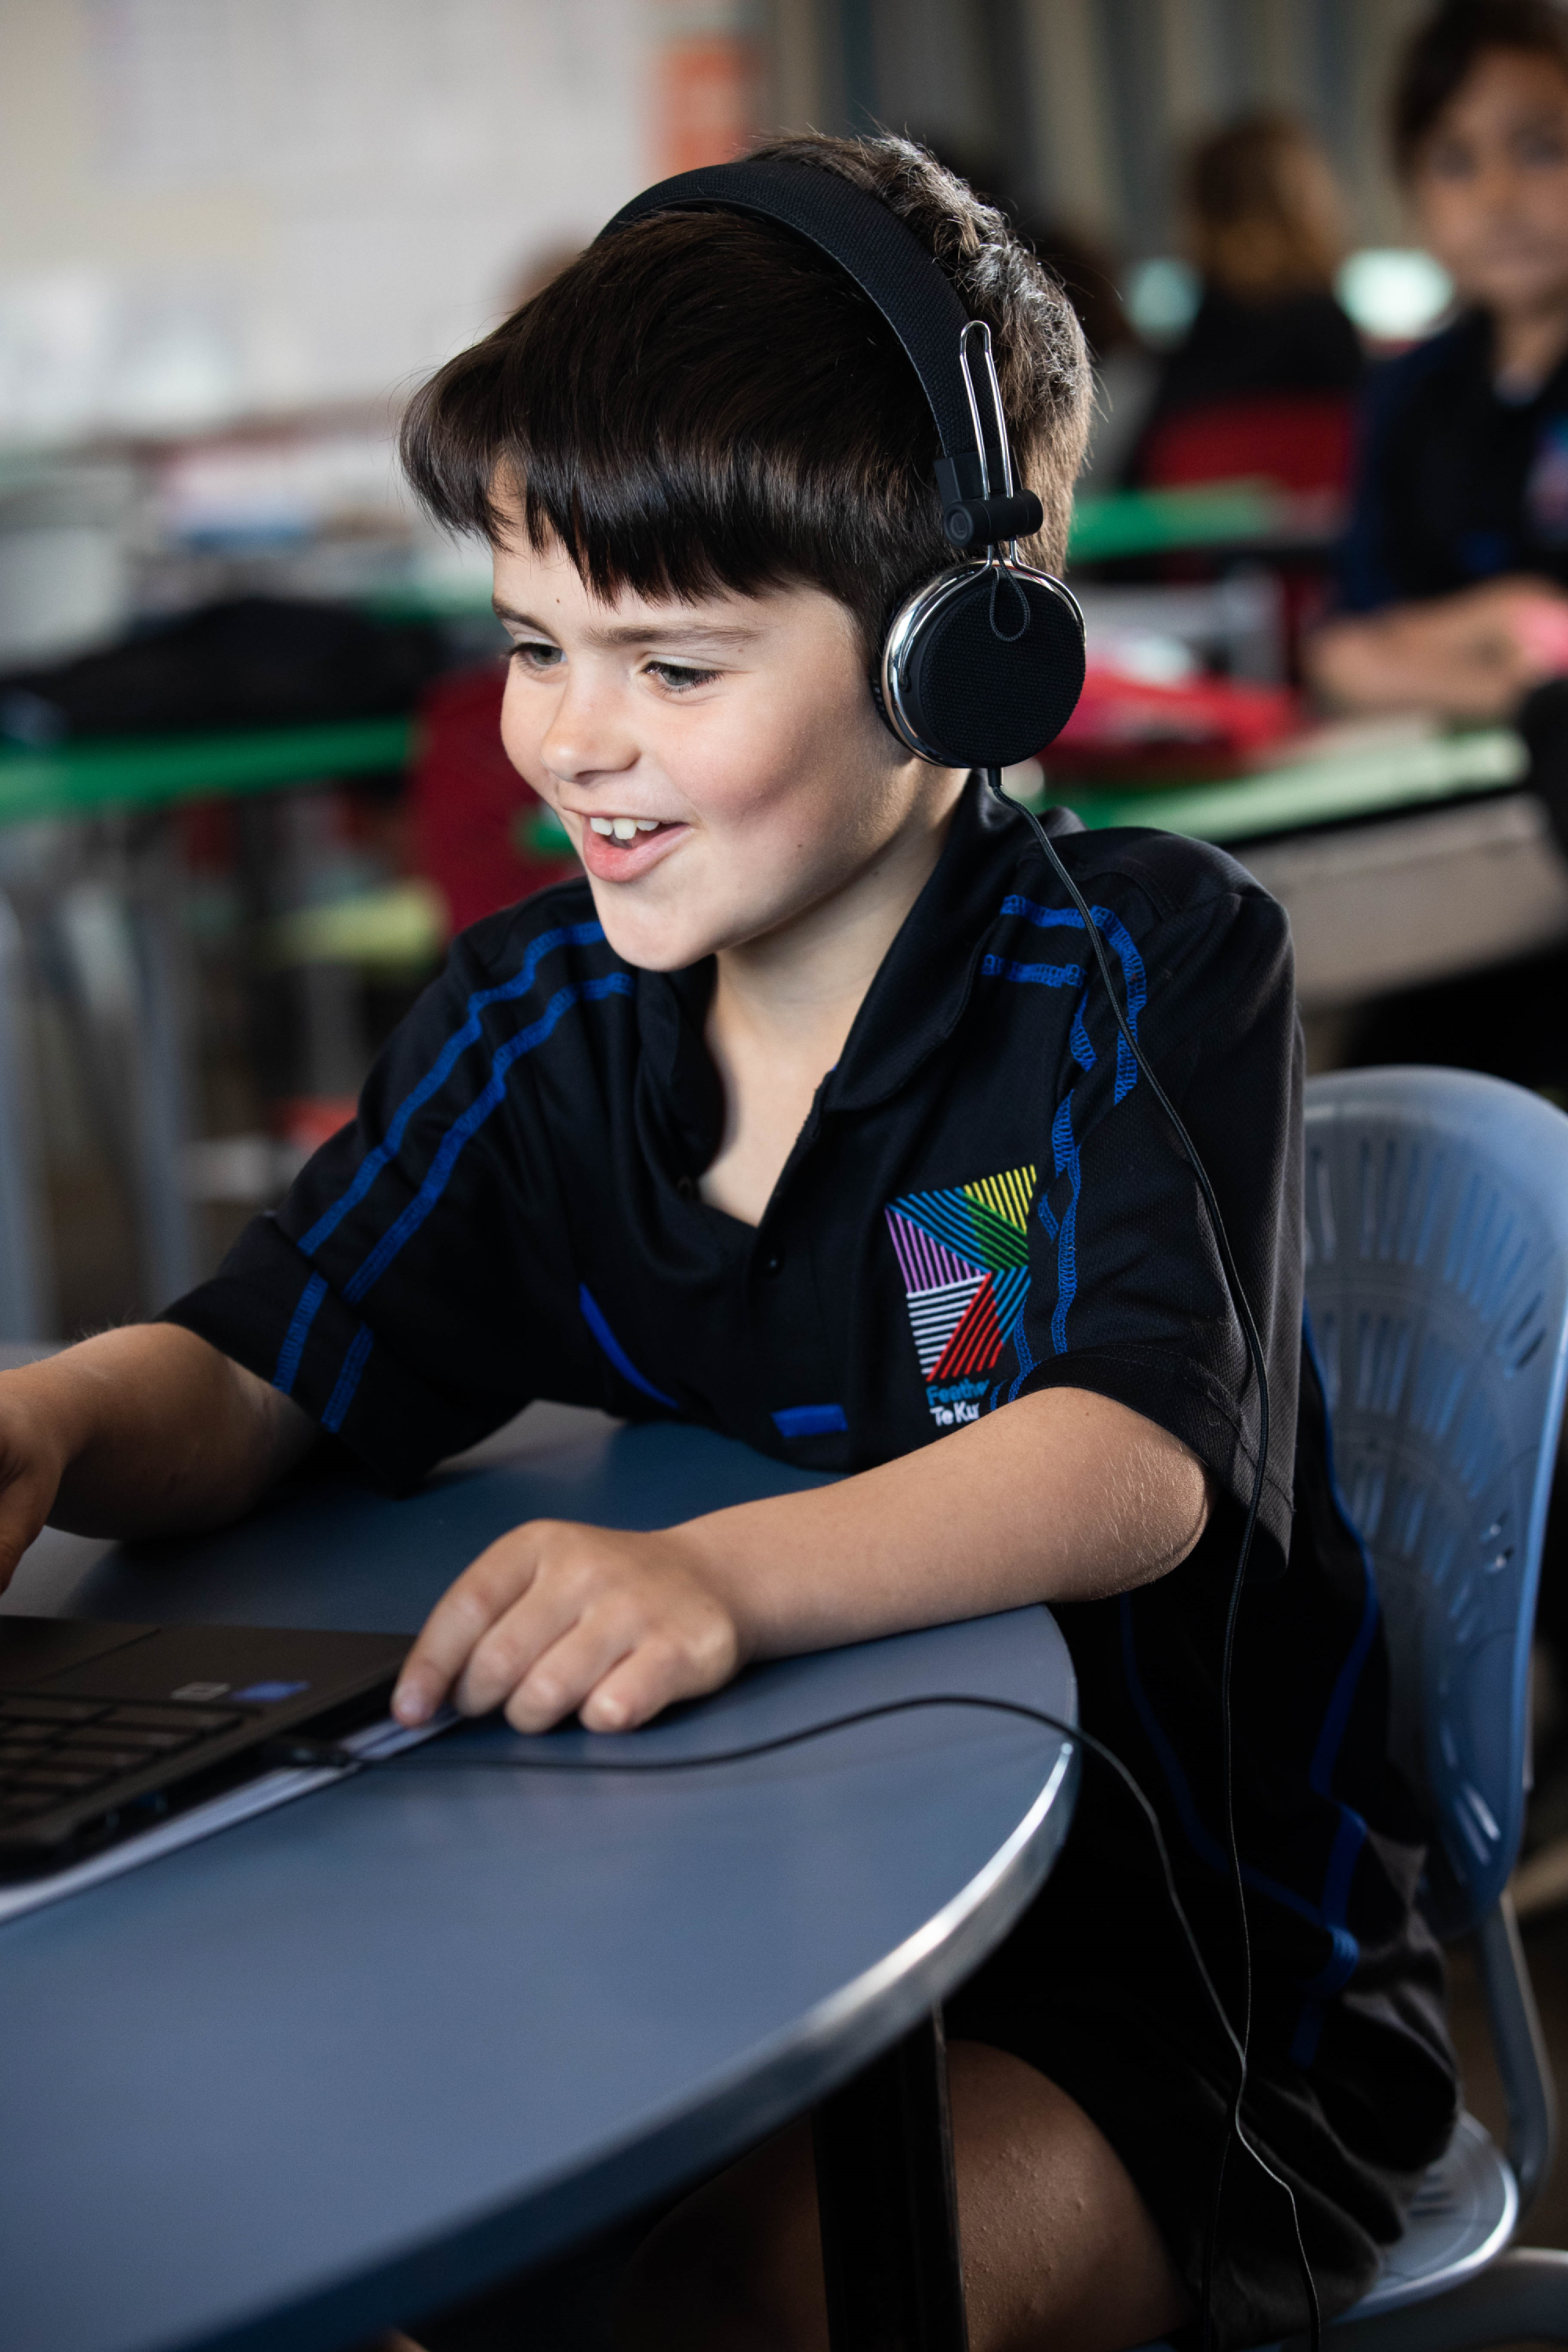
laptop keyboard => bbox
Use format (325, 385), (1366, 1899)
(0, 1691), (244, 1824)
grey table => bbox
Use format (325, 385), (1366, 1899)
(0, 1405), (1079, 2352)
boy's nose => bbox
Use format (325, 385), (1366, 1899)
(538, 686), (638, 784)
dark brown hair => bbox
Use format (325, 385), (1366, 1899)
(1185, 110), (1345, 299)
(399, 132), (1090, 655)
(1392, 0), (1568, 178)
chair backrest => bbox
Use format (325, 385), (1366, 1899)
(1302, 1068), (1568, 1938)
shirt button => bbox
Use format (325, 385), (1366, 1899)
(676, 1174), (696, 1200)
(761, 1252), (782, 1278)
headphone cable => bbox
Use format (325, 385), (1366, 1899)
(982, 768), (1319, 2352)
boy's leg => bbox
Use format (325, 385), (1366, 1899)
(617, 2038), (1192, 2352)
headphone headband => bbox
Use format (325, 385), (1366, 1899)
(600, 155), (1083, 764)
(601, 159), (997, 492)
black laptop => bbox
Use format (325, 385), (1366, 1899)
(0, 1616), (410, 1875)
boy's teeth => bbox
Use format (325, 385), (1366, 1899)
(588, 815), (662, 840)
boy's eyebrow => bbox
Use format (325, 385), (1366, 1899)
(491, 601), (760, 649)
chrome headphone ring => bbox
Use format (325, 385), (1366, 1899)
(881, 565), (989, 764)
(880, 560), (1086, 768)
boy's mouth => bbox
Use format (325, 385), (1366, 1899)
(588, 815), (665, 840)
(572, 811), (689, 882)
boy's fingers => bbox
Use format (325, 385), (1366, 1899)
(392, 1534), (546, 1722)
(0, 1468), (54, 1592)
(581, 1635), (717, 1734)
(454, 1577), (597, 1719)
(500, 1612), (640, 1734)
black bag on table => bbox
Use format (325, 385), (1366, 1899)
(0, 596), (445, 746)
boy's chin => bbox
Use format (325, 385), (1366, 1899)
(586, 891), (722, 975)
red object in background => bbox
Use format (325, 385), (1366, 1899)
(655, 34), (764, 173)
(409, 663), (576, 932)
(274, 1096), (360, 1152)
(1139, 392), (1353, 497)
(1047, 664), (1300, 779)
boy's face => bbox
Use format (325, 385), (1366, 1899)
(491, 528), (962, 971)
(1412, 48), (1568, 318)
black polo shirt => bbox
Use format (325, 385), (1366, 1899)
(166, 780), (1450, 2103)
(1338, 309), (1568, 610)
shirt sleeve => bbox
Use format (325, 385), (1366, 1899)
(1005, 859), (1303, 1569)
(162, 908), (613, 1493)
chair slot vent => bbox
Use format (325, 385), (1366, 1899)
(1308, 1145), (1337, 1266)
(1412, 1333), (1468, 1440)
(1354, 1312), (1413, 1415)
(1443, 1172), (1483, 1293)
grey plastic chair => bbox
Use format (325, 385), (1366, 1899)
(1294, 1066), (1568, 2350)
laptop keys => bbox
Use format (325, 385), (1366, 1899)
(100, 1705), (241, 1734)
(0, 1691), (250, 1838)
(67, 1727), (198, 1755)
(50, 1746), (147, 1773)
(1, 1698), (108, 1724)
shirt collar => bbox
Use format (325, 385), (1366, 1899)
(826, 775), (1083, 1112)
(635, 955), (723, 1178)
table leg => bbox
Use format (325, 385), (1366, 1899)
(812, 2005), (970, 2352)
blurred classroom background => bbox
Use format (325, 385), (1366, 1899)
(0, 0), (1492, 1342)
(9, 0), (1568, 2250)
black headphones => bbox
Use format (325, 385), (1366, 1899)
(601, 159), (1087, 771)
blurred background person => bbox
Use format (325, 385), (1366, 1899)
(1310, 0), (1568, 717)
(1127, 108), (1363, 495)
(1026, 220), (1157, 484)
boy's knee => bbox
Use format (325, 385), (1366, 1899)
(615, 2129), (826, 2352)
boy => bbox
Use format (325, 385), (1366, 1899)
(1311, 0), (1568, 715)
(0, 139), (1454, 2350)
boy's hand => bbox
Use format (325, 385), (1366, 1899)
(1308, 572), (1568, 718)
(391, 1520), (746, 1734)
(0, 1380), (70, 1591)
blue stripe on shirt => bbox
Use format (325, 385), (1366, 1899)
(321, 1325), (374, 1432)
(579, 1283), (678, 1410)
(299, 920), (607, 1258)
(273, 1272), (328, 1395)
(342, 972), (633, 1305)
(1000, 895), (1147, 1102)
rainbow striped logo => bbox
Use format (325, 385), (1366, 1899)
(884, 1165), (1036, 1426)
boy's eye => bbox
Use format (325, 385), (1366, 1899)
(644, 659), (719, 691)
(510, 640), (564, 672)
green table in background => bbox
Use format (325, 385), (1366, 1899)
(1065, 478), (1334, 568)
(0, 717), (418, 1342)
(0, 716), (413, 829)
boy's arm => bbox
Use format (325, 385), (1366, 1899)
(391, 1385), (1210, 1734)
(0, 1325), (315, 1583)
(1305, 574), (1568, 718)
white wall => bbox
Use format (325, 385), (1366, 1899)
(0, 0), (652, 445)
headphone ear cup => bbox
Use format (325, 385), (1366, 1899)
(880, 564), (1086, 769)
